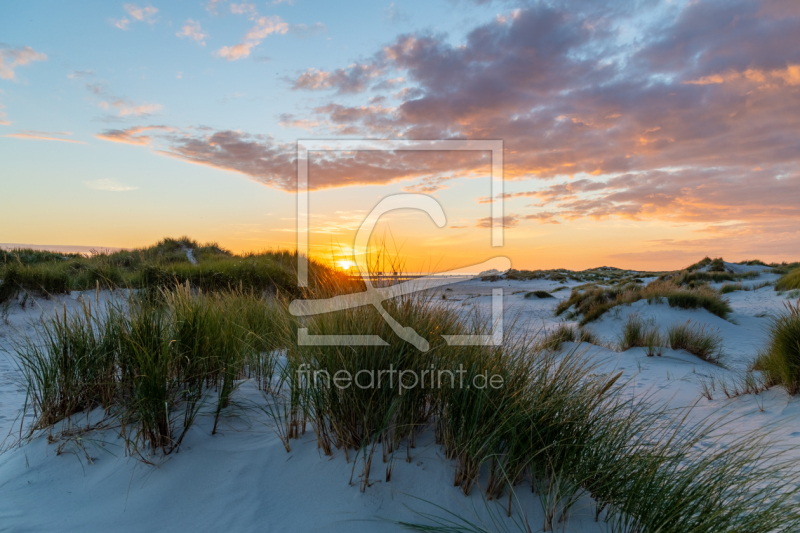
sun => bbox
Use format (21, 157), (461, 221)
(338, 260), (354, 270)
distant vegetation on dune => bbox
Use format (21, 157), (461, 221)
(551, 257), (781, 325)
(0, 237), (345, 303)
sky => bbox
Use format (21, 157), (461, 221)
(1, 0), (799, 272)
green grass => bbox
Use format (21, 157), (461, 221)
(539, 324), (600, 351)
(618, 313), (664, 355)
(719, 282), (742, 294)
(555, 281), (733, 325)
(0, 237), (344, 303)
(14, 278), (800, 532)
(775, 268), (800, 291)
(14, 287), (288, 453)
(0, 248), (81, 265)
(755, 300), (800, 394)
(10, 245), (800, 532)
(667, 320), (723, 364)
(523, 290), (554, 299)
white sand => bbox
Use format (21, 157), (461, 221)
(1, 267), (799, 531)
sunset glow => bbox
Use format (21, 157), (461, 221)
(1, 1), (799, 271)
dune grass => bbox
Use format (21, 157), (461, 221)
(618, 313), (664, 356)
(14, 286), (288, 454)
(538, 323), (600, 351)
(523, 290), (554, 299)
(755, 300), (800, 394)
(775, 268), (800, 291)
(0, 237), (343, 304)
(667, 320), (723, 364)
(555, 280), (732, 325)
(11, 255), (800, 531)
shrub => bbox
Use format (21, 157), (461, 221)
(668, 320), (723, 364)
(755, 301), (800, 394)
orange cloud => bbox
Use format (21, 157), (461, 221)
(176, 19), (208, 46)
(95, 125), (173, 145)
(5, 132), (86, 144)
(684, 64), (800, 87)
(0, 46), (47, 80)
(98, 100), (162, 117)
(215, 16), (288, 61)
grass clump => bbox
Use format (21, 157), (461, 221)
(755, 300), (800, 394)
(719, 282), (742, 294)
(523, 290), (554, 299)
(775, 268), (800, 291)
(667, 320), (723, 364)
(539, 324), (600, 351)
(618, 314), (664, 356)
(14, 286), (288, 454)
(555, 281), (732, 325)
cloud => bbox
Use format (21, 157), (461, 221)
(95, 125), (492, 191)
(4, 131), (85, 144)
(0, 46), (47, 80)
(67, 70), (94, 79)
(292, 64), (382, 93)
(402, 177), (450, 193)
(215, 16), (288, 60)
(0, 103), (9, 125)
(124, 3), (158, 23)
(98, 100), (162, 117)
(83, 178), (138, 192)
(385, 3), (409, 24)
(230, 3), (257, 18)
(113, 4), (158, 29)
(206, 0), (226, 14)
(476, 215), (520, 228)
(280, 0), (799, 243)
(95, 125), (173, 145)
(176, 19), (208, 46)
(88, 0), (800, 257)
(278, 113), (321, 130)
(289, 22), (327, 38)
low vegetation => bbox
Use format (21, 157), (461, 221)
(15, 286), (287, 453)
(667, 320), (723, 365)
(555, 280), (732, 325)
(523, 290), (554, 299)
(0, 237), (343, 304)
(538, 323), (600, 351)
(755, 300), (800, 394)
(775, 268), (800, 291)
(618, 314), (664, 356)
(8, 246), (800, 532)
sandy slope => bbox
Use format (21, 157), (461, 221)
(1, 271), (799, 532)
